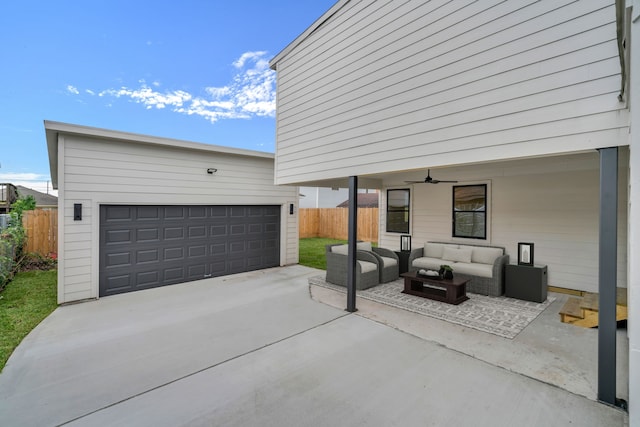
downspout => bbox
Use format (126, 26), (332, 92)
(616, 0), (627, 101)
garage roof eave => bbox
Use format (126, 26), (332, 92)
(45, 125), (59, 190)
(43, 120), (275, 166)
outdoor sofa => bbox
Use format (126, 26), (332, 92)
(408, 242), (509, 296)
(325, 242), (399, 289)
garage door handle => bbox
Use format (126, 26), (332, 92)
(204, 274), (212, 278)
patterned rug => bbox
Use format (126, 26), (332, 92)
(309, 276), (555, 339)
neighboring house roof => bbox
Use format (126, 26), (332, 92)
(16, 185), (58, 207)
(336, 193), (379, 208)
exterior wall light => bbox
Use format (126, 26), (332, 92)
(400, 235), (411, 251)
(207, 168), (217, 174)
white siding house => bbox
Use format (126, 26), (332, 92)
(46, 121), (299, 304)
(271, 0), (637, 422)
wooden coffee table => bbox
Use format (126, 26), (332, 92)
(401, 271), (470, 305)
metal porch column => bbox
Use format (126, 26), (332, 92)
(598, 147), (618, 405)
(346, 176), (358, 312)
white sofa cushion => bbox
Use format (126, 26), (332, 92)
(424, 242), (451, 258)
(411, 257), (443, 271)
(358, 260), (377, 273)
(452, 262), (493, 278)
(471, 246), (503, 265)
(442, 246), (472, 263)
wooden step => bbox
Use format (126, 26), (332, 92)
(580, 289), (628, 312)
(560, 297), (584, 322)
(581, 292), (598, 311)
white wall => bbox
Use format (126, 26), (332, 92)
(55, 133), (298, 303)
(272, 0), (628, 185)
(379, 152), (628, 293)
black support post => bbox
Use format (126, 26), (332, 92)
(598, 147), (618, 405)
(346, 176), (358, 312)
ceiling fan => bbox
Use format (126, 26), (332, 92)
(405, 169), (458, 184)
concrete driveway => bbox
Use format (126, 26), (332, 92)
(0, 265), (626, 426)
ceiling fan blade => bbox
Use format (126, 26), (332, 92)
(405, 169), (458, 184)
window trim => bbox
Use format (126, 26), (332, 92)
(386, 188), (410, 234)
(452, 184), (487, 240)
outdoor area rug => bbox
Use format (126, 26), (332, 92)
(308, 276), (555, 339)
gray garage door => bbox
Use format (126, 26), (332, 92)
(99, 205), (280, 297)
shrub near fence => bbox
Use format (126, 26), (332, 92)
(22, 209), (58, 256)
(299, 208), (378, 242)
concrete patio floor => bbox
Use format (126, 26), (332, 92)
(0, 265), (628, 426)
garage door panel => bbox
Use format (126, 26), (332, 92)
(188, 206), (207, 218)
(106, 252), (131, 268)
(137, 249), (159, 264)
(230, 224), (246, 235)
(137, 228), (160, 242)
(100, 205), (280, 297)
(136, 207), (160, 220)
(164, 207), (186, 220)
(137, 271), (160, 287)
(107, 274), (133, 293)
(210, 225), (227, 236)
(188, 225), (207, 238)
(104, 206), (133, 222)
(164, 247), (185, 261)
(105, 229), (132, 244)
(163, 227), (184, 240)
(229, 241), (246, 254)
(188, 245), (207, 257)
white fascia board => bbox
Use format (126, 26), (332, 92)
(269, 0), (350, 70)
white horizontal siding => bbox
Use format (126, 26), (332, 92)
(378, 152), (628, 293)
(273, 0), (628, 185)
(57, 134), (297, 303)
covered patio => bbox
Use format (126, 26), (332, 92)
(302, 148), (630, 408)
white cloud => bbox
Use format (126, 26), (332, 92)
(84, 51), (276, 124)
(232, 51), (268, 69)
(66, 85), (79, 95)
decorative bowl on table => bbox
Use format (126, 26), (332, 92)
(417, 269), (443, 280)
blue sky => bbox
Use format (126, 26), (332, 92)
(0, 0), (337, 195)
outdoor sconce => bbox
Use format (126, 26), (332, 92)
(289, 203), (294, 215)
(207, 168), (217, 174)
(400, 235), (411, 252)
(74, 203), (82, 221)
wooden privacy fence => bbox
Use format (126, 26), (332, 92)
(299, 208), (379, 242)
(22, 209), (58, 256)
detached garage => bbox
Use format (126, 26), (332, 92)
(46, 121), (299, 304)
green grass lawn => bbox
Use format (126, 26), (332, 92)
(298, 238), (347, 270)
(299, 238), (377, 270)
(0, 270), (57, 372)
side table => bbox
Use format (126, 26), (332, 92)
(505, 264), (548, 303)
(395, 250), (411, 274)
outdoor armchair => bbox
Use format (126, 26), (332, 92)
(369, 247), (400, 283)
(325, 244), (380, 290)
